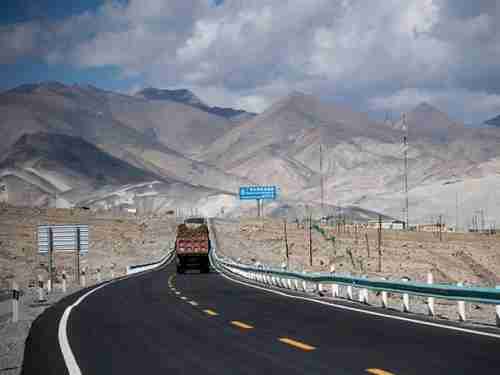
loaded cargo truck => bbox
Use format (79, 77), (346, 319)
(175, 218), (210, 274)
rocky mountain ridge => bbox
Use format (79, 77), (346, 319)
(1, 82), (500, 225)
(135, 87), (256, 122)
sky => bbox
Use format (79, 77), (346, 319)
(0, 0), (499, 123)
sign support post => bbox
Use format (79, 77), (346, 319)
(239, 186), (277, 219)
(48, 228), (54, 293)
(75, 227), (81, 285)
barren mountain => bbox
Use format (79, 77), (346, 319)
(199, 92), (397, 168)
(0, 82), (156, 157)
(0, 82), (235, 157)
(2, 83), (499, 225)
(0, 82), (250, 196)
(0, 132), (164, 206)
(198, 93), (500, 225)
(0, 132), (239, 215)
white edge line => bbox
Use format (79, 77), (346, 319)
(58, 283), (110, 375)
(58, 251), (175, 375)
(217, 268), (500, 340)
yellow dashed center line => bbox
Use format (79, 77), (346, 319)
(278, 337), (316, 351)
(366, 368), (394, 375)
(231, 321), (254, 330)
(366, 369), (395, 375)
(203, 309), (219, 316)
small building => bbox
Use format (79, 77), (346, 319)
(416, 223), (449, 232)
(367, 219), (405, 230)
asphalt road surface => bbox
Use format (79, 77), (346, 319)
(21, 262), (500, 374)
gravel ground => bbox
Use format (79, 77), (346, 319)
(214, 218), (500, 329)
(0, 285), (84, 375)
(0, 205), (177, 374)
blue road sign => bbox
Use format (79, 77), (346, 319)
(239, 186), (277, 200)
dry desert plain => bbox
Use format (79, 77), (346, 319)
(213, 218), (500, 326)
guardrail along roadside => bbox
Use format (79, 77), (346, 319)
(208, 219), (500, 327)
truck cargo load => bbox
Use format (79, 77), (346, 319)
(175, 218), (210, 274)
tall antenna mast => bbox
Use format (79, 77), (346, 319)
(402, 114), (409, 229)
(320, 143), (324, 213)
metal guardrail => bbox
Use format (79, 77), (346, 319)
(126, 249), (175, 275)
(207, 219), (500, 306)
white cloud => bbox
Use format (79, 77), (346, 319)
(0, 22), (39, 64)
(1, 0), (499, 121)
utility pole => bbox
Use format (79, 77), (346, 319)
(438, 214), (443, 242)
(283, 219), (289, 266)
(75, 227), (81, 285)
(309, 215), (313, 267)
(480, 209), (485, 232)
(320, 144), (324, 215)
(377, 214), (382, 272)
(402, 114), (409, 230)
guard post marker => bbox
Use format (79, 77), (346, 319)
(81, 268), (86, 287)
(97, 268), (102, 283)
(332, 283), (339, 297)
(62, 270), (67, 293)
(37, 275), (45, 302)
(402, 278), (410, 313)
(427, 271), (435, 316)
(358, 287), (364, 303)
(347, 285), (353, 300)
(362, 288), (369, 304)
(380, 277), (388, 308)
(457, 282), (466, 322)
(12, 281), (20, 323)
(330, 264), (339, 297)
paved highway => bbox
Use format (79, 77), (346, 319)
(22, 261), (500, 374)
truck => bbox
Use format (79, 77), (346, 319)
(175, 218), (210, 274)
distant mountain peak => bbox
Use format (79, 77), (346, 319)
(485, 114), (500, 127)
(135, 87), (256, 122)
(2, 132), (160, 188)
(135, 88), (206, 107)
(413, 101), (441, 113)
(282, 90), (315, 103)
(6, 81), (69, 95)
(390, 101), (466, 140)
